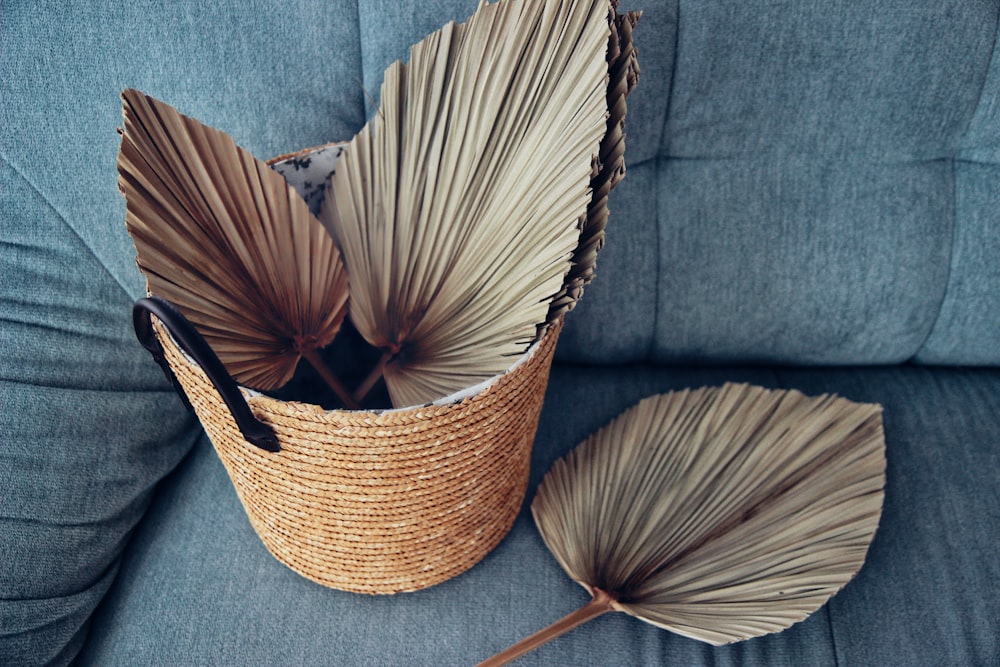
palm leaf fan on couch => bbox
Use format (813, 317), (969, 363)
(480, 383), (886, 665)
(117, 89), (355, 407)
(321, 0), (615, 408)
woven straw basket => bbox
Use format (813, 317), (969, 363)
(138, 298), (561, 594)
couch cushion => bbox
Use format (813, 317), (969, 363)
(0, 2), (367, 664)
(651, 157), (953, 365)
(916, 161), (1000, 364)
(0, 0), (367, 301)
(77, 364), (1000, 665)
(559, 1), (1000, 365)
(0, 160), (199, 664)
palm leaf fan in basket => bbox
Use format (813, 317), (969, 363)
(117, 89), (356, 407)
(321, 0), (615, 408)
(480, 383), (886, 665)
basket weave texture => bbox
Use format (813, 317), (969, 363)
(156, 318), (562, 594)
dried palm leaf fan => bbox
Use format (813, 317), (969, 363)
(117, 90), (356, 407)
(321, 0), (615, 408)
(480, 383), (886, 665)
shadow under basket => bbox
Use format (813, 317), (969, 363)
(145, 301), (562, 594)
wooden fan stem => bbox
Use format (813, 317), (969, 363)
(353, 350), (393, 405)
(301, 348), (360, 410)
(476, 589), (616, 667)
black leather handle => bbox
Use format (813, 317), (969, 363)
(133, 297), (280, 452)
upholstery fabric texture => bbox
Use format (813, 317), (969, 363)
(0, 159), (199, 663)
(1, 0), (998, 665)
(77, 365), (1000, 666)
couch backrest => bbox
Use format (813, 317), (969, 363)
(538, 1), (1000, 366)
(352, 2), (1000, 367)
(3, 1), (997, 368)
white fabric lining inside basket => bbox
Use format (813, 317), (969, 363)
(269, 142), (346, 215)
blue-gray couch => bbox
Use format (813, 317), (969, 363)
(2, 1), (998, 665)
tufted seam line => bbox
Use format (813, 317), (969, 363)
(910, 157), (959, 363)
(352, 0), (371, 119)
(955, 4), (1000, 154)
(647, 0), (682, 363)
(914, 5), (1000, 361)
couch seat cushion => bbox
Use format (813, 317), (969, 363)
(78, 364), (999, 666)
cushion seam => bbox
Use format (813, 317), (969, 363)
(0, 151), (135, 303)
(915, 6), (1000, 361)
(353, 0), (370, 119)
(647, 0), (682, 362)
(956, 5), (1000, 153)
(911, 157), (959, 362)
